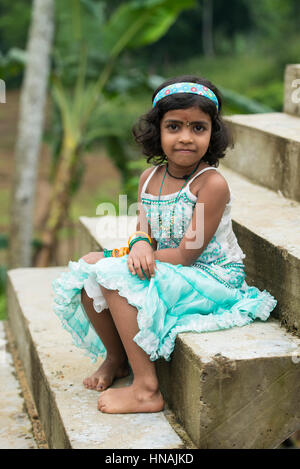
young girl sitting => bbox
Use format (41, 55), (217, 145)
(52, 75), (277, 415)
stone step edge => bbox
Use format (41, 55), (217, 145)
(0, 321), (38, 449)
(6, 268), (190, 449)
(224, 112), (300, 143)
(221, 113), (300, 202)
(2, 321), (48, 449)
(7, 274), (71, 449)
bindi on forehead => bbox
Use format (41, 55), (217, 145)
(164, 119), (210, 127)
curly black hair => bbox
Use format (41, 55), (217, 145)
(132, 75), (232, 167)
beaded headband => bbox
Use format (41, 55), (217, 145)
(152, 82), (219, 111)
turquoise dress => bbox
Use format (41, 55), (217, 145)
(52, 165), (277, 363)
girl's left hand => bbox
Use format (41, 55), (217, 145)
(127, 241), (157, 280)
(80, 251), (105, 264)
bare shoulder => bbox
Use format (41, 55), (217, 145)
(139, 166), (155, 184)
(137, 166), (157, 200)
(197, 169), (230, 204)
(138, 165), (161, 192)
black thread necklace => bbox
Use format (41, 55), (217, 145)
(166, 160), (202, 180)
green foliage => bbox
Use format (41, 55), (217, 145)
(49, 0), (196, 203)
(0, 0), (31, 50)
(0, 0), (31, 85)
(102, 0), (195, 55)
(0, 265), (7, 321)
(0, 234), (9, 249)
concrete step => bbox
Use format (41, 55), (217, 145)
(223, 112), (300, 201)
(6, 267), (185, 449)
(156, 318), (300, 448)
(77, 163), (300, 338)
(0, 321), (37, 449)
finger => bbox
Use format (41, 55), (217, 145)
(135, 261), (146, 280)
(146, 258), (157, 277)
(144, 254), (157, 275)
(127, 257), (136, 275)
(140, 261), (151, 280)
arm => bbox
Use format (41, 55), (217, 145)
(154, 174), (230, 266)
(135, 168), (157, 250)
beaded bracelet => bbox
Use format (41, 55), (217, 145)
(102, 230), (152, 259)
(103, 247), (129, 258)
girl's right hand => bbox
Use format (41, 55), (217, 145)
(127, 241), (157, 280)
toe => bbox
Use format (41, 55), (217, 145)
(90, 377), (98, 389)
(96, 378), (109, 391)
(96, 379), (104, 391)
(83, 379), (90, 388)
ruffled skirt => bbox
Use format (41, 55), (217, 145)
(52, 256), (277, 363)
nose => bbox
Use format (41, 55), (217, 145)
(178, 127), (193, 143)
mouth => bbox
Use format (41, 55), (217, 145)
(174, 149), (196, 153)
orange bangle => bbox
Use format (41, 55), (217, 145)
(119, 246), (129, 256)
(112, 247), (129, 258)
(112, 248), (119, 257)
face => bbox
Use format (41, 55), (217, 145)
(160, 106), (212, 169)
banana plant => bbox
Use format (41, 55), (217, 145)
(35, 0), (195, 266)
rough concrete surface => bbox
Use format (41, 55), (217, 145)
(0, 322), (37, 449)
(7, 268), (184, 449)
(284, 64), (300, 117)
(156, 320), (300, 449)
(223, 112), (300, 201)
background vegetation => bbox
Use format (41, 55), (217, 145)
(1, 0), (300, 315)
(0, 0), (299, 447)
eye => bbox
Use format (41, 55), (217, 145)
(166, 123), (179, 131)
(193, 124), (205, 133)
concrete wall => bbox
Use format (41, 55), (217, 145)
(284, 64), (300, 117)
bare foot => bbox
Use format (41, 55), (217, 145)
(97, 383), (165, 414)
(83, 357), (130, 391)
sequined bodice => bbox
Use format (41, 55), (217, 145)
(141, 164), (245, 266)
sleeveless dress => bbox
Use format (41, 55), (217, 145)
(52, 165), (277, 363)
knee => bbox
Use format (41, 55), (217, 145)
(99, 284), (109, 295)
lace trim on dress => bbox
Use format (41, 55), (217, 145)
(52, 258), (277, 362)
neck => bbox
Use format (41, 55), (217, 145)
(166, 160), (204, 179)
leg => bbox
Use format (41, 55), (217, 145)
(81, 289), (130, 391)
(97, 286), (165, 414)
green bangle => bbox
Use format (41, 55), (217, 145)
(129, 237), (152, 251)
(103, 248), (113, 257)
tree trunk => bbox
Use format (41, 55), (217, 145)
(34, 141), (78, 267)
(9, 0), (54, 268)
(202, 0), (214, 57)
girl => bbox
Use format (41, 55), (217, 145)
(52, 75), (277, 415)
